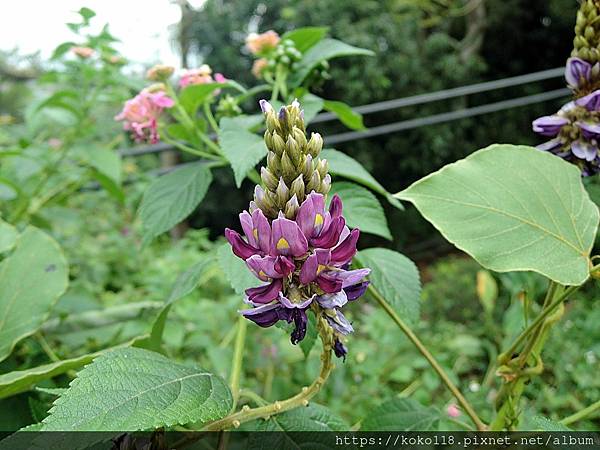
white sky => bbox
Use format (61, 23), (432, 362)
(0, 1), (202, 68)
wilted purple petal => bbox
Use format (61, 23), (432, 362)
(325, 309), (354, 335)
(245, 279), (283, 304)
(571, 140), (598, 161)
(566, 57), (592, 88)
(317, 291), (348, 309)
(290, 309), (307, 344)
(330, 229), (360, 266)
(271, 213), (308, 257)
(344, 281), (370, 301)
(225, 228), (259, 260)
(577, 121), (600, 140)
(532, 115), (569, 137)
(240, 302), (282, 327)
(333, 338), (348, 360)
(576, 89), (600, 111)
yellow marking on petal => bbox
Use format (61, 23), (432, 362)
(258, 270), (268, 280)
(276, 237), (290, 250)
(314, 213), (324, 227)
(317, 264), (326, 274)
(253, 228), (258, 240)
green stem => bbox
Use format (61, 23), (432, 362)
(561, 398), (600, 426)
(498, 284), (579, 365)
(239, 389), (268, 406)
(368, 285), (487, 431)
(36, 332), (60, 363)
(229, 316), (247, 409)
(203, 102), (219, 134)
(160, 134), (221, 161)
(202, 315), (334, 431)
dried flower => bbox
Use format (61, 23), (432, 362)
(246, 31), (280, 55)
(225, 100), (370, 359)
(114, 89), (174, 144)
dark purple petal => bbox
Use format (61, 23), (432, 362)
(290, 309), (308, 344)
(330, 229), (360, 266)
(532, 115), (569, 137)
(576, 89), (600, 111)
(317, 291), (348, 309)
(240, 302), (282, 327)
(245, 279), (283, 304)
(577, 121), (600, 140)
(317, 272), (343, 293)
(329, 194), (343, 219)
(311, 217), (345, 249)
(333, 338), (348, 361)
(274, 256), (295, 277)
(225, 228), (259, 260)
(271, 213), (308, 257)
(566, 57), (592, 88)
(344, 281), (370, 301)
(571, 140), (598, 161)
(324, 309), (354, 335)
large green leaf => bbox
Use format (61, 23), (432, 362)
(329, 182), (391, 240)
(0, 227), (68, 362)
(217, 242), (257, 296)
(282, 27), (328, 53)
(219, 117), (268, 187)
(291, 38), (374, 86)
(139, 163), (212, 244)
(179, 81), (245, 116)
(360, 398), (440, 431)
(41, 347), (232, 431)
(321, 149), (403, 210)
(0, 219), (17, 254)
(396, 144), (599, 285)
(356, 248), (421, 325)
(0, 353), (97, 400)
(323, 100), (365, 130)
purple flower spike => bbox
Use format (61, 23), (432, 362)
(576, 89), (600, 111)
(571, 140), (598, 161)
(271, 213), (308, 257)
(532, 115), (569, 137)
(566, 57), (592, 89)
(225, 229), (259, 259)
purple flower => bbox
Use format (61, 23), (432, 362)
(566, 57), (592, 89)
(571, 140), (598, 161)
(576, 121), (600, 141)
(576, 89), (600, 111)
(532, 115), (569, 137)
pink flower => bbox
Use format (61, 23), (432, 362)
(447, 404), (461, 418)
(252, 58), (268, 79)
(71, 46), (94, 59)
(179, 65), (213, 88)
(246, 30), (280, 55)
(114, 89), (174, 144)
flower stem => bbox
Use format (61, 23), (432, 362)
(202, 315), (334, 431)
(368, 285), (487, 431)
(229, 316), (247, 409)
(203, 101), (220, 134)
(160, 134), (221, 161)
(561, 398), (600, 426)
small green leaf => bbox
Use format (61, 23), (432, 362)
(41, 347), (233, 431)
(396, 144), (600, 285)
(329, 182), (391, 240)
(0, 227), (69, 362)
(291, 38), (374, 86)
(0, 353), (97, 400)
(217, 242), (257, 296)
(321, 148), (403, 210)
(323, 100), (365, 130)
(0, 219), (18, 254)
(78, 7), (96, 22)
(356, 248), (421, 325)
(139, 163), (213, 244)
(51, 42), (76, 60)
(361, 398), (440, 431)
(282, 27), (328, 53)
(219, 118), (267, 187)
(180, 81), (245, 117)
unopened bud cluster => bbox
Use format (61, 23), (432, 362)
(574, 0), (600, 63)
(255, 99), (330, 219)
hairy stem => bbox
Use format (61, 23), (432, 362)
(561, 398), (600, 426)
(368, 285), (487, 431)
(229, 316), (247, 409)
(202, 315), (334, 431)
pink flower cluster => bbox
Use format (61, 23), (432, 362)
(179, 64), (227, 88)
(114, 89), (174, 144)
(246, 30), (280, 55)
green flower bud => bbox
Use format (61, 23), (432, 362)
(586, 25), (595, 41)
(284, 194), (300, 219)
(286, 136), (302, 166)
(292, 126), (307, 150)
(276, 177), (290, 207)
(290, 174), (305, 203)
(306, 132), (323, 157)
(261, 167), (279, 191)
(320, 174), (332, 194)
(271, 131), (286, 156)
(267, 151), (281, 173)
(316, 158), (328, 179)
(302, 154), (314, 181)
(306, 170), (321, 192)
(264, 130), (273, 149)
(280, 151), (297, 182)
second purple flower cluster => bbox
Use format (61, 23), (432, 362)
(225, 192), (370, 360)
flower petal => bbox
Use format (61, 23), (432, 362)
(571, 140), (598, 161)
(317, 290), (348, 309)
(252, 208), (271, 253)
(311, 217), (345, 248)
(271, 213), (308, 256)
(299, 248), (330, 285)
(566, 57), (592, 88)
(330, 229), (360, 266)
(240, 302), (282, 327)
(225, 228), (258, 260)
(344, 281), (370, 301)
(325, 309), (354, 335)
(532, 115), (569, 137)
(245, 279), (283, 304)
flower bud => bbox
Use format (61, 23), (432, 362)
(320, 173), (332, 194)
(286, 136), (302, 166)
(302, 154), (314, 180)
(284, 194), (300, 219)
(281, 151), (297, 182)
(261, 167), (279, 191)
(316, 158), (328, 179)
(267, 151), (281, 173)
(276, 177), (290, 206)
(306, 132), (323, 157)
(271, 132), (286, 156)
(146, 64), (175, 81)
(290, 174), (305, 203)
(292, 126), (307, 150)
(306, 170), (321, 192)
(264, 130), (273, 149)
(145, 82), (167, 93)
